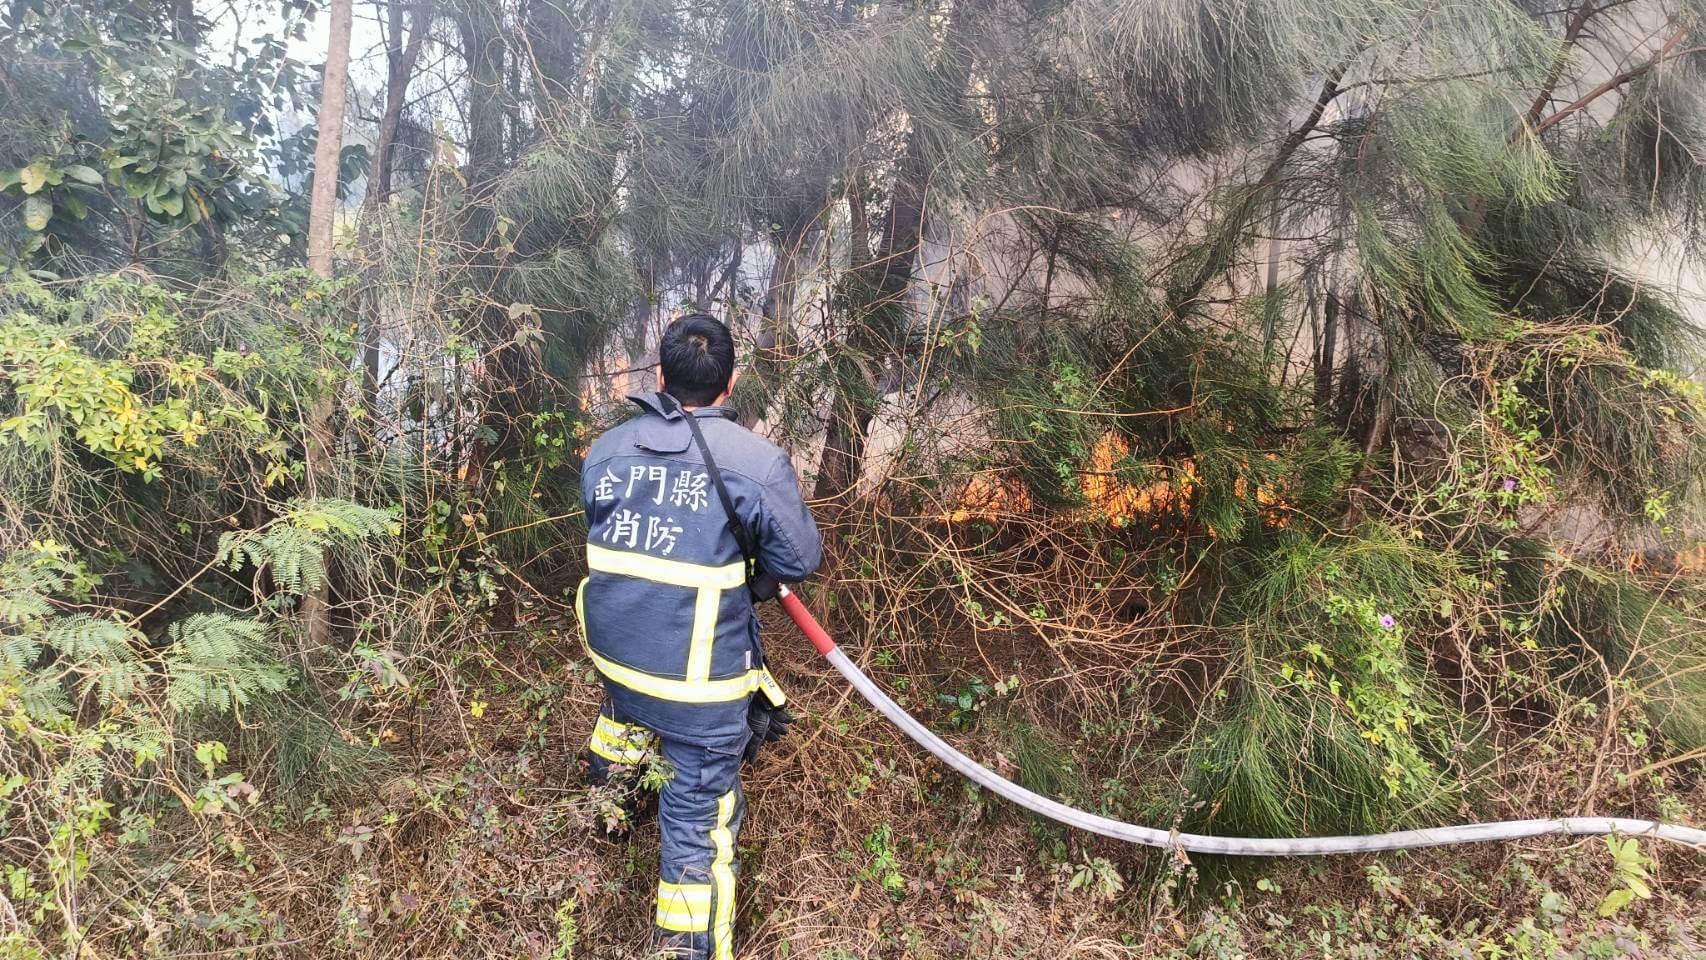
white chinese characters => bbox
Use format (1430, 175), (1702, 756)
(627, 464), (669, 503)
(601, 508), (643, 548)
(595, 465), (711, 556)
(644, 516), (683, 555)
(669, 470), (710, 512)
(592, 468), (623, 502)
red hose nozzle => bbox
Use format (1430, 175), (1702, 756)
(778, 586), (836, 656)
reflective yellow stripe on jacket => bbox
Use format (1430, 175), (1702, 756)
(585, 544), (745, 590)
(578, 545), (780, 704)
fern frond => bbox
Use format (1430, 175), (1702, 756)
(283, 499), (400, 543)
(15, 673), (73, 722)
(0, 542), (89, 627)
(217, 499), (399, 597)
(0, 632), (42, 673)
(49, 750), (106, 800)
(41, 614), (138, 662)
(41, 614), (145, 703)
(163, 613), (290, 715)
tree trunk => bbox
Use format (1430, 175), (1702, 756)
(812, 169), (926, 501)
(453, 1), (525, 475)
(359, 0), (434, 420)
(1261, 186), (1282, 363)
(1314, 287), (1340, 413)
(1521, 0), (1598, 133)
(812, 9), (978, 502)
(709, 240), (742, 309)
(522, 0), (580, 118)
(627, 269), (657, 397)
(300, 0), (354, 654)
(814, 181), (878, 501)
(373, 1), (434, 204)
(306, 0), (353, 276)
(1341, 348), (1396, 528)
(741, 213), (818, 428)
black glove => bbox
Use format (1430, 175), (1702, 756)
(747, 570), (780, 603)
(742, 699), (794, 764)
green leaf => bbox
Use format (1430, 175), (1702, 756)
(157, 193), (185, 217)
(19, 161), (52, 195)
(62, 164), (102, 185)
(1597, 888), (1635, 917)
(0, 167), (18, 191)
(60, 193), (89, 220)
(22, 195), (52, 231)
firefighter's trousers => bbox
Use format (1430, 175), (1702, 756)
(586, 701), (747, 960)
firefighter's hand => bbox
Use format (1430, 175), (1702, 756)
(742, 700), (793, 764)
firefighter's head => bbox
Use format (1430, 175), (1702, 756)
(659, 312), (736, 407)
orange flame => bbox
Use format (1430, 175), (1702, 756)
(945, 432), (1288, 530)
(1077, 434), (1191, 524)
(946, 472), (1033, 522)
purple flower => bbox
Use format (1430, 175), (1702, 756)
(237, 343), (251, 357)
(1502, 477), (1517, 493)
(1378, 614), (1396, 629)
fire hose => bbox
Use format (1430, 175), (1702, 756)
(775, 586), (1706, 856)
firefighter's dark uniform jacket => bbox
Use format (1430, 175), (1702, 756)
(576, 391), (821, 960)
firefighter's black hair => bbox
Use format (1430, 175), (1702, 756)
(659, 312), (737, 407)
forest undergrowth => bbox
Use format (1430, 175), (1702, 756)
(15, 545), (1693, 960)
(17, 568), (1694, 960)
(1, 273), (1700, 956)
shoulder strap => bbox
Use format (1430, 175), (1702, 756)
(662, 393), (757, 565)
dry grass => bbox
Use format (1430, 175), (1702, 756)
(80, 569), (1701, 960)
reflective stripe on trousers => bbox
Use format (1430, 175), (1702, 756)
(587, 710), (658, 765)
(585, 702), (747, 960)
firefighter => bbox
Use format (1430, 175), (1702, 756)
(576, 313), (823, 960)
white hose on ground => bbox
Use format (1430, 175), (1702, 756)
(819, 647), (1706, 856)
